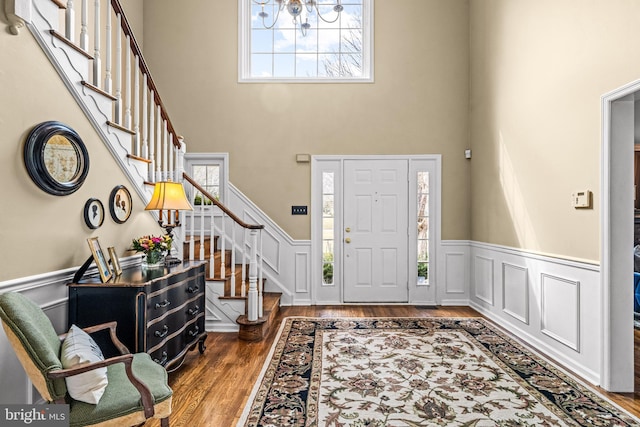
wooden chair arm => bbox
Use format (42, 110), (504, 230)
(47, 354), (134, 379)
(48, 354), (156, 419)
(58, 321), (130, 355)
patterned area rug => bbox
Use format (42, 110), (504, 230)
(238, 317), (639, 426)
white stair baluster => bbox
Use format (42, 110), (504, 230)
(189, 190), (195, 262)
(65, 0), (75, 42)
(80, 0), (88, 50)
(114, 13), (122, 124)
(168, 133), (174, 182)
(155, 105), (162, 182)
(199, 193), (205, 261)
(220, 211), (226, 279)
(133, 58), (140, 155)
(124, 36), (131, 129)
(148, 92), (155, 181)
(104, 6), (111, 93)
(241, 228), (247, 297)
(92, 0), (100, 86)
(162, 121), (168, 181)
(209, 209), (215, 277)
(142, 75), (148, 159)
(230, 223), (236, 297)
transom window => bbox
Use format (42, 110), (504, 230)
(239, 0), (373, 82)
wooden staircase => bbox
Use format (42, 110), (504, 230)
(10, 0), (278, 340)
(185, 235), (281, 341)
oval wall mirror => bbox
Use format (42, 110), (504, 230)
(24, 121), (90, 196)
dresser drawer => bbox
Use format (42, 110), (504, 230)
(147, 281), (202, 320)
(148, 314), (204, 367)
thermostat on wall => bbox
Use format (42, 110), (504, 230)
(571, 190), (592, 209)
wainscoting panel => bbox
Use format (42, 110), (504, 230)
(438, 241), (470, 305)
(473, 255), (495, 306)
(468, 241), (601, 385)
(295, 252), (310, 294)
(502, 263), (529, 324)
(540, 274), (580, 351)
(445, 253), (466, 294)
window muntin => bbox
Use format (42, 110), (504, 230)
(240, 0), (373, 82)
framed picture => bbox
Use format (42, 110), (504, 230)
(109, 185), (132, 224)
(87, 237), (112, 283)
(107, 246), (122, 276)
(83, 198), (104, 229)
(23, 121), (90, 196)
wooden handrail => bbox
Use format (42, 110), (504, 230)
(182, 173), (264, 230)
(111, 0), (180, 149)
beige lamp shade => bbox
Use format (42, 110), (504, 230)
(145, 181), (193, 211)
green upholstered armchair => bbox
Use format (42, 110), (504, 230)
(0, 292), (172, 427)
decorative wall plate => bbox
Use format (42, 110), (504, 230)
(83, 198), (104, 229)
(23, 121), (89, 196)
(109, 185), (132, 224)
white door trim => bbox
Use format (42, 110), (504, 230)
(311, 155), (442, 305)
(600, 79), (638, 392)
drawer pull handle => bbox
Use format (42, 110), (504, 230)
(155, 325), (169, 338)
(155, 300), (171, 309)
(188, 326), (200, 337)
(187, 285), (200, 294)
(153, 351), (168, 365)
(188, 306), (200, 316)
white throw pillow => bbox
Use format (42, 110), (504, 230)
(60, 325), (108, 404)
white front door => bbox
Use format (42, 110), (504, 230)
(343, 159), (409, 302)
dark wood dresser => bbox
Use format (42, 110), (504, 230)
(67, 261), (207, 372)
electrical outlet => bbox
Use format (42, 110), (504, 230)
(292, 205), (308, 215)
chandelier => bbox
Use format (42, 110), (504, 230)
(254, 0), (344, 36)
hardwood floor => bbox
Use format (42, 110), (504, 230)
(142, 305), (640, 426)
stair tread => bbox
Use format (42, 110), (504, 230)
(219, 291), (280, 301)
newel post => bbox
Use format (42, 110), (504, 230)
(247, 229), (259, 321)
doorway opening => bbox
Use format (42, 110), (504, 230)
(601, 80), (640, 392)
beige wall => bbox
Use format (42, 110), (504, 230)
(0, 22), (162, 282)
(469, 0), (640, 263)
(142, 0), (471, 240)
(120, 0), (143, 48)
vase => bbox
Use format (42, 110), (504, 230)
(141, 251), (165, 269)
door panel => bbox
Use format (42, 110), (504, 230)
(343, 159), (408, 302)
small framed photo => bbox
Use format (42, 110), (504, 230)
(109, 185), (132, 224)
(107, 246), (122, 276)
(87, 237), (112, 283)
(83, 198), (104, 229)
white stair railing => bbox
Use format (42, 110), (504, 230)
(182, 173), (264, 321)
(48, 0), (184, 185)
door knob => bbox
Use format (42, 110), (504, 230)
(345, 227), (351, 232)
(345, 237), (351, 243)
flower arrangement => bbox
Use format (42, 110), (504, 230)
(132, 235), (172, 265)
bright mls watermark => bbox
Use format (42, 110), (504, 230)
(0, 405), (68, 426)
